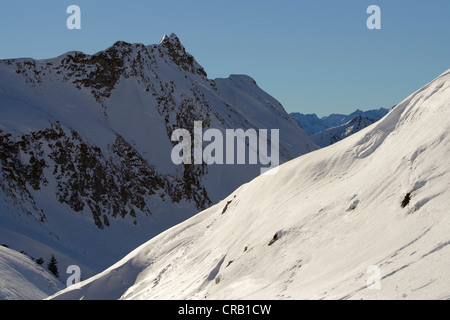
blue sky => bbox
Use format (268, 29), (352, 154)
(1, 0), (449, 117)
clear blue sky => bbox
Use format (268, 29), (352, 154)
(1, 0), (449, 117)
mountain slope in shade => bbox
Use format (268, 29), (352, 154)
(311, 115), (377, 148)
(0, 33), (316, 284)
(50, 69), (450, 300)
(0, 246), (64, 300)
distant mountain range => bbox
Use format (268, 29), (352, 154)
(290, 108), (391, 136)
(310, 115), (378, 148)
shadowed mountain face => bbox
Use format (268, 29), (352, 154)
(0, 34), (316, 279)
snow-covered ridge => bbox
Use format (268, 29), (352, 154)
(0, 246), (63, 300)
(0, 33), (208, 103)
(50, 68), (450, 300)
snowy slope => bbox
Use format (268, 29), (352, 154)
(0, 33), (316, 287)
(50, 69), (450, 300)
(0, 246), (63, 300)
(311, 115), (377, 148)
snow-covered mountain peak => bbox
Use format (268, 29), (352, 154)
(168, 32), (181, 41)
(160, 34), (169, 43)
(0, 33), (211, 104)
(160, 33), (180, 43)
(157, 33), (207, 77)
(227, 74), (258, 85)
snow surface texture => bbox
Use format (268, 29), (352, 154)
(50, 69), (450, 300)
(0, 246), (63, 300)
(0, 33), (316, 290)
